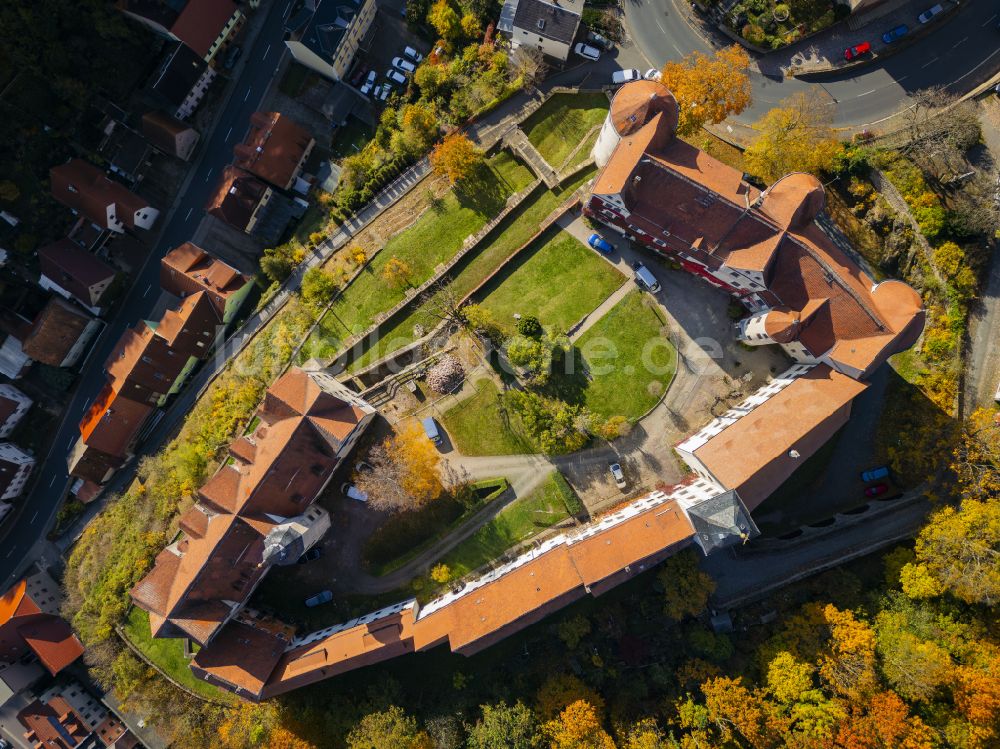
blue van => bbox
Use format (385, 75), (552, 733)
(421, 417), (442, 445)
(860, 465), (889, 482)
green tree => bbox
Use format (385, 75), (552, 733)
(346, 706), (430, 749)
(875, 607), (953, 702)
(0, 180), (19, 202)
(657, 548), (716, 621)
(556, 614), (592, 649)
(382, 257), (413, 289)
(300, 267), (338, 307)
(619, 718), (669, 749)
(467, 701), (541, 749)
(428, 0), (462, 40)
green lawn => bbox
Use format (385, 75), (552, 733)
(477, 228), (624, 333)
(434, 472), (579, 578)
(299, 152), (534, 361)
(521, 93), (609, 168)
(440, 378), (537, 456)
(122, 608), (235, 703)
(347, 166), (596, 371)
(330, 116), (375, 161)
(575, 291), (677, 421)
(566, 128), (601, 171)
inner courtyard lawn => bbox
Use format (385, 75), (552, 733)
(433, 472), (579, 578)
(476, 228), (624, 334)
(300, 152), (534, 360)
(439, 378), (537, 456)
(347, 166), (596, 372)
(521, 93), (609, 168)
(576, 290), (677, 421)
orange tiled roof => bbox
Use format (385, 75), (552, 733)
(693, 365), (868, 510)
(233, 112), (314, 190)
(17, 617), (84, 676)
(78, 384), (153, 458)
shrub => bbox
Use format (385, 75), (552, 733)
(515, 315), (543, 338)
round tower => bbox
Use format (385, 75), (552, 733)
(738, 307), (800, 346)
(592, 79), (679, 168)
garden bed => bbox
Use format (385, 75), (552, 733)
(725, 0), (845, 50)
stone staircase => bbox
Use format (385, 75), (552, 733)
(503, 127), (560, 188)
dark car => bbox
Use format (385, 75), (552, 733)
(296, 546), (323, 564)
(844, 41), (872, 61)
(588, 233), (614, 254)
(881, 24), (908, 43)
(223, 45), (242, 70)
(305, 590), (334, 607)
(864, 483), (889, 497)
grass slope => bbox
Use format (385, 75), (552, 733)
(302, 152), (534, 360)
(477, 228), (624, 333)
(436, 472), (578, 577)
(521, 93), (609, 168)
(348, 166), (596, 371)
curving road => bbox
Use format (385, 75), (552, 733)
(624, 0), (1000, 128)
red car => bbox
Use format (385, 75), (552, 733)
(864, 483), (889, 497)
(844, 41), (872, 61)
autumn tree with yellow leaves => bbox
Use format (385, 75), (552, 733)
(430, 132), (484, 183)
(659, 46), (752, 136)
(743, 90), (841, 183)
(353, 421), (443, 511)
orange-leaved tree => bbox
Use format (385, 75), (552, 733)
(660, 46), (752, 136)
(542, 700), (615, 749)
(430, 132), (483, 184)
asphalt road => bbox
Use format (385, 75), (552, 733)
(0, 0), (293, 588)
(624, 0), (1000, 128)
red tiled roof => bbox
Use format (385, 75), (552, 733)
(234, 112), (314, 190)
(192, 619), (288, 696)
(17, 699), (90, 749)
(153, 291), (219, 357)
(171, 0), (239, 58)
(38, 239), (116, 307)
(17, 617), (84, 676)
(50, 159), (150, 231)
(78, 384), (153, 458)
(160, 243), (249, 318)
(205, 166), (268, 230)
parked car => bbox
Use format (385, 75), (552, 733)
(844, 41), (871, 61)
(643, 68), (662, 81)
(881, 24), (908, 43)
(296, 546), (323, 564)
(573, 43), (601, 61)
(611, 68), (640, 85)
(632, 262), (660, 293)
(341, 483), (368, 502)
(360, 70), (377, 95)
(305, 590), (333, 607)
(374, 84), (392, 101)
(860, 465), (890, 482)
(223, 45), (242, 70)
(864, 483), (889, 497)
(391, 56), (416, 73)
(587, 30), (612, 49)
(386, 68), (407, 85)
(917, 3), (943, 23)
(403, 45), (423, 63)
(610, 462), (626, 489)
(588, 233), (614, 254)
(422, 416), (442, 445)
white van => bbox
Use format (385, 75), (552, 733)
(633, 263), (660, 293)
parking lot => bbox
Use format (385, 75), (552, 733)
(344, 7), (430, 108)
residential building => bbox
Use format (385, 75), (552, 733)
(68, 384), (153, 484)
(205, 166), (294, 244)
(284, 0), (378, 81)
(141, 110), (200, 161)
(104, 322), (197, 407)
(50, 159), (159, 234)
(0, 336), (31, 380)
(0, 444), (33, 501)
(0, 385), (32, 439)
(148, 41), (217, 120)
(20, 297), (103, 369)
(0, 570), (84, 677)
(498, 0), (584, 61)
(38, 239), (118, 315)
(160, 242), (253, 323)
(17, 679), (137, 749)
(119, 0), (244, 64)
(233, 112), (316, 191)
(153, 290), (223, 358)
(131, 367), (375, 655)
(99, 122), (152, 184)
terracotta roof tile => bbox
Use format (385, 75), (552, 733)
(22, 297), (94, 367)
(170, 0), (239, 58)
(17, 617), (84, 675)
(192, 620), (288, 696)
(78, 384), (153, 458)
(37, 239), (116, 307)
(234, 112), (314, 190)
(50, 158), (151, 231)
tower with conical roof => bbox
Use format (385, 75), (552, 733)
(592, 80), (679, 168)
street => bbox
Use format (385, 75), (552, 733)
(0, 0), (294, 588)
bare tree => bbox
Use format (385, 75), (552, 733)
(510, 46), (547, 87)
(353, 444), (410, 512)
(901, 87), (980, 166)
